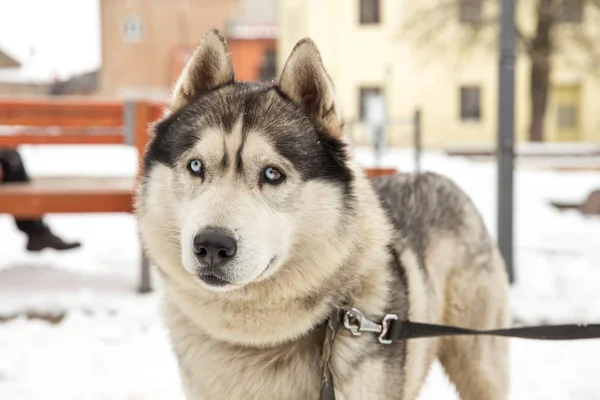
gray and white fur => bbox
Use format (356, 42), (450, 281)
(135, 29), (510, 400)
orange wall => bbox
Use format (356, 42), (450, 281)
(100, 0), (235, 97)
(171, 38), (276, 85)
(227, 38), (276, 82)
(171, 47), (193, 86)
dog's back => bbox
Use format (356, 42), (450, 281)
(366, 172), (511, 400)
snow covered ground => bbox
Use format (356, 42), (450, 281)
(1, 144), (600, 399)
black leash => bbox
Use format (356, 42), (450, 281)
(319, 307), (600, 400)
(386, 320), (600, 341)
(341, 307), (600, 343)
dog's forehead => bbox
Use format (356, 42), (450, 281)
(174, 85), (305, 138)
(195, 120), (281, 170)
(174, 84), (317, 156)
(147, 82), (353, 187)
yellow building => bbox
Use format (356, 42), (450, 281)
(278, 0), (600, 148)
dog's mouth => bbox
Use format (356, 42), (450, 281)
(196, 257), (277, 289)
(197, 273), (230, 287)
(255, 256), (277, 280)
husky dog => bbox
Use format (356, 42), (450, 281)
(135, 29), (510, 400)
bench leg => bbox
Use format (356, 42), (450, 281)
(138, 252), (152, 293)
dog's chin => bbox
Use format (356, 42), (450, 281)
(192, 257), (278, 292)
(193, 274), (242, 292)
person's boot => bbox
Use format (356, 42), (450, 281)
(26, 227), (81, 252)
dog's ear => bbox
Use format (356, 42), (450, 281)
(278, 39), (343, 138)
(171, 29), (234, 111)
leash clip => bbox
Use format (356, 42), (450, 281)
(342, 307), (398, 345)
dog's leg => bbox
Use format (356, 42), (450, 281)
(437, 253), (510, 400)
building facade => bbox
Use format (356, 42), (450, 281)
(226, 0), (278, 82)
(278, 0), (600, 147)
(99, 0), (237, 99)
(100, 0), (277, 100)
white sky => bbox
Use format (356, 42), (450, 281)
(0, 0), (100, 80)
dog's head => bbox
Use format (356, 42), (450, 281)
(136, 30), (357, 294)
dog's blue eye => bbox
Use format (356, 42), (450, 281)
(188, 159), (203, 175)
(262, 167), (284, 184)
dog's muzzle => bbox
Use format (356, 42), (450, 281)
(193, 228), (237, 286)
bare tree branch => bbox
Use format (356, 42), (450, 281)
(398, 0), (499, 68)
(587, 0), (600, 8)
(561, 24), (600, 77)
(400, 0), (600, 63)
(398, 0), (600, 142)
(398, 1), (459, 49)
(515, 25), (533, 53)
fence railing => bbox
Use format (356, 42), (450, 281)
(345, 108), (422, 172)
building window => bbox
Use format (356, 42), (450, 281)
(359, 0), (380, 24)
(122, 16), (143, 42)
(460, 86), (481, 121)
(359, 87), (385, 121)
(259, 48), (277, 82)
(558, 0), (583, 23)
(557, 105), (577, 128)
(459, 0), (482, 24)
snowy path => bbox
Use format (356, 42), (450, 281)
(1, 145), (600, 399)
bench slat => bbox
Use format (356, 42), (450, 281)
(0, 177), (135, 217)
(0, 134), (124, 146)
(0, 99), (124, 127)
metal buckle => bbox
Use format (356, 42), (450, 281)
(378, 314), (398, 344)
(342, 307), (398, 345)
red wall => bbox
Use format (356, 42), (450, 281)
(226, 38), (277, 82)
(171, 38), (276, 85)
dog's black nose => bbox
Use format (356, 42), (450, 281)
(193, 229), (237, 268)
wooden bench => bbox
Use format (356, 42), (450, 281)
(0, 177), (135, 217)
(0, 97), (164, 293)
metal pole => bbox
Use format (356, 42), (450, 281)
(497, 0), (516, 283)
(123, 100), (135, 146)
(129, 100), (153, 293)
(414, 108), (422, 174)
(139, 254), (152, 294)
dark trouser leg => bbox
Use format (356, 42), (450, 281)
(0, 149), (48, 234)
(0, 149), (80, 251)
(0, 148), (30, 182)
(16, 219), (47, 235)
